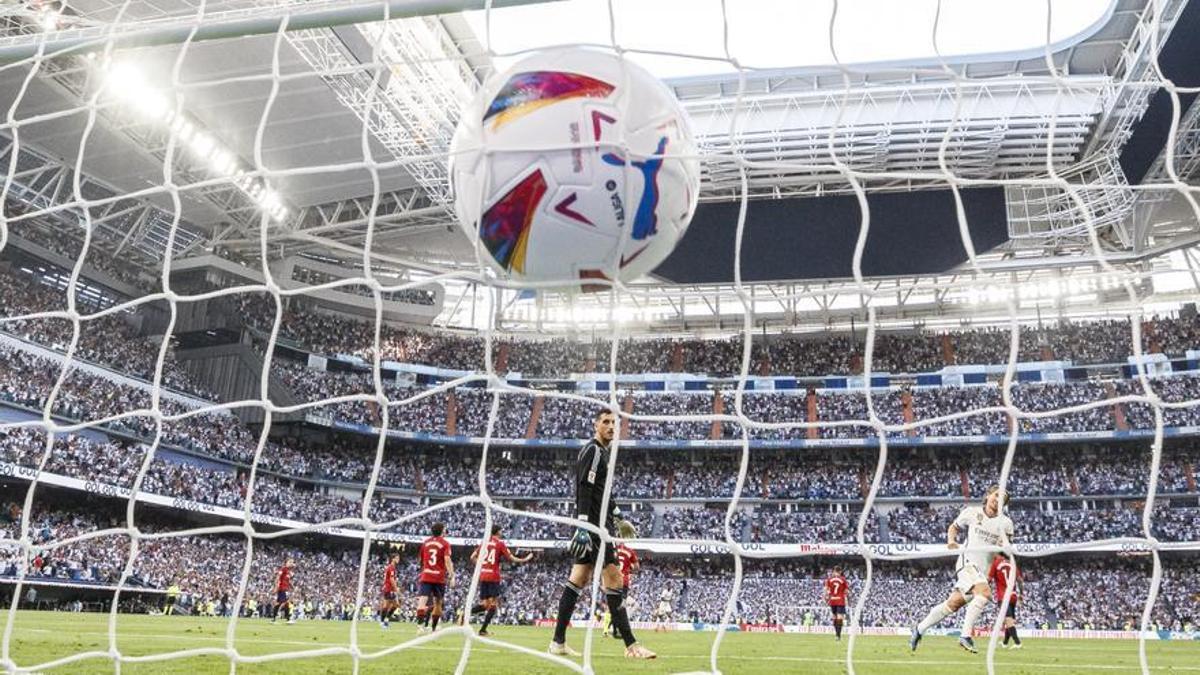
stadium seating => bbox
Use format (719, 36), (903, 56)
(4, 500), (1196, 631)
(2, 260), (1199, 636)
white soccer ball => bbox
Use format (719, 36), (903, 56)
(450, 48), (700, 287)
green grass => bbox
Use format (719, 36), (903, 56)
(2, 611), (1197, 674)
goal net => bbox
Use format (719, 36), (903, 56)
(0, 0), (1198, 674)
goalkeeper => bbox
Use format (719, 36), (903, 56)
(548, 409), (655, 660)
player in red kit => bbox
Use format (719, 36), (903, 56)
(607, 543), (639, 641)
(467, 524), (533, 636)
(378, 548), (403, 629)
(416, 522), (454, 633)
(271, 558), (295, 625)
(824, 565), (849, 641)
(617, 543), (639, 591)
(988, 553), (1023, 649)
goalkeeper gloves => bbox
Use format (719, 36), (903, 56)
(568, 517), (594, 559)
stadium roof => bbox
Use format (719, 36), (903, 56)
(0, 0), (1197, 331)
(464, 0), (1115, 80)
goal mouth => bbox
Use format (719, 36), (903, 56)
(1, 0), (1198, 673)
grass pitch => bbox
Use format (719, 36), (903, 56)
(2, 611), (1198, 674)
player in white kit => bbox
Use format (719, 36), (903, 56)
(652, 588), (674, 631)
(910, 486), (1013, 654)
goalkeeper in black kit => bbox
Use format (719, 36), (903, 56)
(548, 409), (656, 660)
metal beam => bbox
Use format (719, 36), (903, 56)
(689, 78), (1107, 201)
(1080, 0), (1188, 159)
(0, 0), (561, 63)
(0, 132), (200, 267)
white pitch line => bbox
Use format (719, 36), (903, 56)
(14, 628), (1200, 671)
(745, 655), (1200, 671)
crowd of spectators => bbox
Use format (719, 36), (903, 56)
(658, 507), (740, 540)
(206, 276), (1200, 377)
(883, 502), (1199, 544)
(0, 425), (413, 525)
(3, 290), (1200, 573)
(755, 454), (863, 500)
(629, 393), (715, 441)
(289, 266), (436, 306)
(452, 388), (535, 439)
(7, 225), (157, 292)
(744, 507), (871, 544)
(5, 261), (1200, 425)
(9, 419), (1199, 546)
(8, 200), (1200, 639)
(814, 392), (906, 439)
(5, 344), (1200, 505)
(534, 393), (610, 439)
(722, 392), (809, 439)
(0, 271), (216, 400)
(6, 501), (1197, 632)
(8, 258), (1200, 447)
(672, 457), (745, 499)
(6, 337), (1200, 500)
(908, 386), (1007, 436)
(12, 239), (1191, 380)
(1117, 374), (1200, 431)
(1012, 381), (1116, 434)
(267, 364), (1200, 442)
(237, 294), (486, 371)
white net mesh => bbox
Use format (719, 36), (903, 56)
(0, 0), (1198, 673)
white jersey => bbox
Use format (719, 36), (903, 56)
(655, 589), (674, 617)
(954, 505), (1014, 573)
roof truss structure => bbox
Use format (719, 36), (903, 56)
(0, 0), (1196, 332)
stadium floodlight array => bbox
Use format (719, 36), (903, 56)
(1, 1), (1198, 674)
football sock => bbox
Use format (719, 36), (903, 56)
(606, 589), (636, 648)
(1003, 626), (1011, 644)
(961, 595), (988, 636)
(416, 608), (428, 626)
(1010, 627), (1021, 645)
(917, 602), (953, 633)
(481, 607), (496, 632)
(431, 611), (442, 631)
(834, 618), (843, 639)
(552, 582), (582, 645)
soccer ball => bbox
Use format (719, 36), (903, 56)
(449, 48), (700, 287)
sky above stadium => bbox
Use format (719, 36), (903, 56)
(463, 0), (1114, 80)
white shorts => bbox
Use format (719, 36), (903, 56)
(655, 603), (672, 616)
(954, 562), (988, 595)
